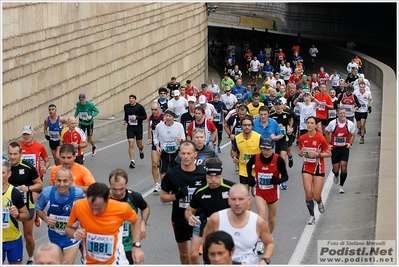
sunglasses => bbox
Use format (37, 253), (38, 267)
(226, 90), (231, 92)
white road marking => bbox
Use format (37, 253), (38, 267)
(288, 171), (334, 264)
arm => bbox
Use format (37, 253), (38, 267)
(137, 106), (148, 121)
(184, 205), (199, 226)
(139, 206), (150, 240)
(258, 217), (275, 264)
(131, 212), (145, 264)
(90, 103), (99, 118)
(146, 117), (152, 145)
(43, 118), (49, 136)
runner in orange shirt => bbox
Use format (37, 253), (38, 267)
(314, 83), (334, 137)
(298, 116), (331, 225)
(50, 144), (95, 192)
(66, 182), (145, 265)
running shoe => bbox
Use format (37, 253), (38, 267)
(339, 186), (345, 194)
(307, 216), (315, 225)
(357, 130), (361, 136)
(139, 150), (145, 159)
(318, 201), (325, 213)
(34, 216), (41, 227)
(217, 146), (222, 153)
(359, 137), (364, 144)
(153, 183), (161, 193)
(199, 243), (203, 255)
(288, 157), (293, 168)
(256, 240), (265, 255)
(129, 160), (136, 169)
(26, 260), (34, 265)
(92, 146), (97, 157)
(280, 182), (288, 190)
(333, 172), (339, 184)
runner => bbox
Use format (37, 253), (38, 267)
(354, 82), (373, 144)
(123, 94), (147, 169)
(20, 125), (50, 226)
(209, 93), (228, 153)
(246, 137), (288, 253)
(43, 104), (66, 165)
(147, 102), (164, 192)
(314, 83), (334, 136)
(35, 167), (86, 264)
(293, 92), (320, 136)
(180, 96), (197, 138)
(187, 106), (217, 149)
(203, 184), (275, 265)
(7, 142), (43, 264)
(108, 168), (150, 264)
(337, 85), (361, 123)
(157, 87), (174, 114)
(325, 108), (356, 194)
(33, 243), (64, 264)
(60, 117), (88, 165)
(50, 144), (96, 193)
(66, 182), (145, 265)
(160, 141), (207, 264)
(184, 158), (234, 264)
(154, 109), (186, 180)
(2, 160), (30, 265)
(298, 116), (331, 225)
(74, 93), (99, 156)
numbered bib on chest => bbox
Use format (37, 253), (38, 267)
(279, 125), (286, 136)
(86, 232), (114, 261)
(22, 154), (36, 167)
(258, 173), (273, 189)
(232, 254), (250, 264)
(49, 130), (60, 141)
(178, 188), (196, 208)
(49, 214), (69, 235)
(128, 115), (138, 126)
(234, 127), (243, 135)
(318, 102), (325, 111)
(122, 221), (130, 237)
(214, 113), (221, 122)
(79, 112), (89, 121)
(303, 147), (316, 163)
(162, 140), (178, 153)
(16, 188), (28, 204)
(2, 208), (10, 228)
(333, 136), (346, 146)
(328, 109), (336, 119)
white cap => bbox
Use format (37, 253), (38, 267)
(173, 90), (180, 96)
(22, 126), (34, 134)
(198, 95), (207, 104)
(188, 96), (197, 103)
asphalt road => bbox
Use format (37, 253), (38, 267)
(18, 27), (382, 265)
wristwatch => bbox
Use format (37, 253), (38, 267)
(133, 242), (141, 248)
(261, 258), (271, 264)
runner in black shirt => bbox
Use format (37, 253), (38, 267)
(160, 141), (207, 264)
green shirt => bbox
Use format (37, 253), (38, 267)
(74, 100), (99, 126)
(221, 78), (235, 91)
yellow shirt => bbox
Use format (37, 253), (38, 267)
(247, 102), (264, 118)
(235, 131), (261, 177)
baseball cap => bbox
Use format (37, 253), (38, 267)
(173, 90), (180, 96)
(276, 98), (287, 105)
(198, 95), (207, 104)
(201, 83), (207, 88)
(186, 80), (191, 84)
(296, 84), (302, 90)
(302, 75), (307, 79)
(205, 162), (223, 175)
(22, 126), (34, 135)
(188, 96), (197, 103)
(260, 137), (274, 149)
(78, 93), (86, 100)
(264, 81), (271, 86)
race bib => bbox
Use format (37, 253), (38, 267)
(2, 208), (10, 228)
(21, 154), (36, 168)
(328, 109), (337, 119)
(258, 173), (273, 190)
(49, 130), (60, 141)
(318, 102), (325, 111)
(178, 188), (196, 208)
(162, 140), (178, 153)
(232, 254), (250, 264)
(242, 154), (255, 164)
(16, 188), (28, 204)
(214, 113), (221, 122)
(294, 106), (300, 116)
(49, 214), (69, 235)
(333, 136), (346, 146)
(279, 125), (286, 136)
(122, 221), (130, 237)
(303, 147), (316, 163)
(128, 115), (138, 126)
(234, 127), (243, 135)
(86, 232), (114, 262)
(236, 93), (243, 100)
(79, 112), (89, 121)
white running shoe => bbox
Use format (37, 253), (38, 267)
(339, 186), (345, 194)
(307, 216), (315, 225)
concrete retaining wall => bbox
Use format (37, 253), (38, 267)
(2, 2), (208, 142)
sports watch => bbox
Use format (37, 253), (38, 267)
(133, 242), (141, 248)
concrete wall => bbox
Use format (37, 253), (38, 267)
(2, 2), (209, 142)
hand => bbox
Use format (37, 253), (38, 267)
(74, 229), (86, 240)
(146, 139), (152, 145)
(229, 134), (235, 141)
(87, 116), (92, 121)
(140, 222), (147, 240)
(132, 248), (145, 264)
(123, 121), (127, 126)
(40, 166), (47, 175)
(248, 176), (256, 187)
(45, 135), (50, 141)
(270, 176), (281, 184)
(175, 187), (188, 200)
(18, 185), (29, 193)
(188, 215), (199, 227)
(232, 157), (239, 164)
(9, 205), (19, 218)
(368, 106), (372, 113)
(46, 216), (57, 227)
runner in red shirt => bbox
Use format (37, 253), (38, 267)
(314, 83), (334, 136)
(298, 116), (331, 225)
